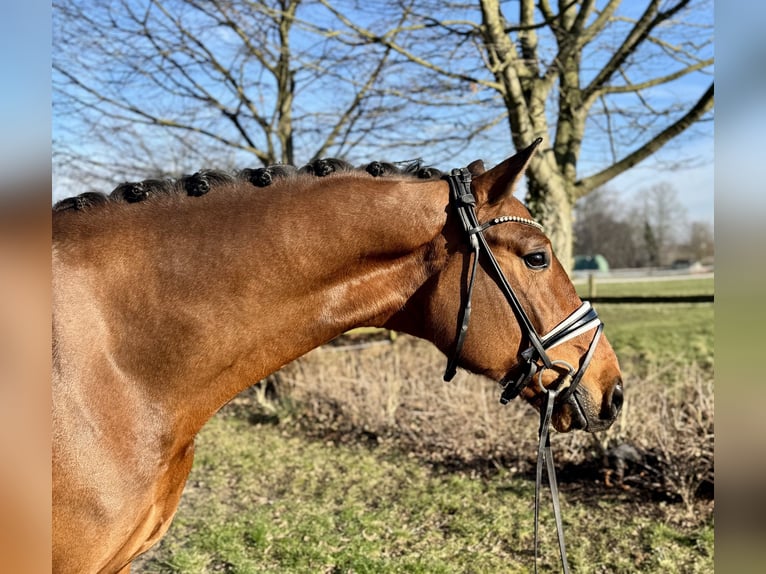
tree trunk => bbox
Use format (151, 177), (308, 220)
(478, 0), (576, 271)
(524, 168), (575, 272)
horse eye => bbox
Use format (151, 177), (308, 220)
(524, 252), (549, 269)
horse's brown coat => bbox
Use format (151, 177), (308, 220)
(52, 146), (621, 572)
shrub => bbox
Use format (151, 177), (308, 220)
(243, 333), (713, 511)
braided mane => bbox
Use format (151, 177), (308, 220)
(53, 158), (444, 213)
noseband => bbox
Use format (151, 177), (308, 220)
(443, 167), (605, 574)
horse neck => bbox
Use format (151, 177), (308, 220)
(56, 177), (447, 433)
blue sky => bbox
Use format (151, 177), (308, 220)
(0, 1), (50, 188)
(610, 133), (713, 224)
(50, 0), (714, 226)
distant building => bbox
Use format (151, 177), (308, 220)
(573, 254), (610, 273)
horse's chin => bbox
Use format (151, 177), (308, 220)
(551, 398), (588, 433)
(551, 387), (618, 433)
(506, 371), (617, 433)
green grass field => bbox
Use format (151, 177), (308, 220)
(137, 417), (713, 574)
(597, 303), (713, 368)
(574, 276), (713, 299)
(135, 276), (714, 573)
(575, 277), (714, 368)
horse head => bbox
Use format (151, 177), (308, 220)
(388, 141), (623, 433)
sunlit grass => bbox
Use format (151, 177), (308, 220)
(571, 276), (715, 369)
(574, 276), (714, 298)
(598, 303), (713, 369)
(137, 417), (713, 573)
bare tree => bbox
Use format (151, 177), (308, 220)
(687, 220), (714, 262)
(320, 0), (713, 268)
(54, 0), (471, 192)
(632, 181), (688, 266)
(54, 1), (713, 272)
(574, 187), (640, 268)
(574, 182), (699, 268)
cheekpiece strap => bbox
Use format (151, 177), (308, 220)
(444, 169), (481, 382)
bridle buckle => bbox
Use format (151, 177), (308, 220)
(499, 361), (537, 404)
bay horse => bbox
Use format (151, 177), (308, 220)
(52, 140), (623, 573)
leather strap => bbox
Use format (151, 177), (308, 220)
(443, 239), (480, 382)
(535, 388), (570, 574)
(441, 166), (608, 574)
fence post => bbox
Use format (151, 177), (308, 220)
(588, 273), (597, 299)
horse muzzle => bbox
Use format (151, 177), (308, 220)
(553, 378), (623, 432)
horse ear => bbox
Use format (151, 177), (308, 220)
(467, 159), (485, 176)
(472, 138), (542, 205)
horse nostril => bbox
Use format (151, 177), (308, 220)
(610, 383), (624, 416)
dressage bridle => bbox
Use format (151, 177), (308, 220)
(443, 166), (604, 574)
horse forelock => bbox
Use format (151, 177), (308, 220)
(52, 158), (446, 215)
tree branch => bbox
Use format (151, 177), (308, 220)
(54, 64), (271, 163)
(318, 0), (500, 90)
(601, 58), (713, 96)
(582, 0), (692, 102)
(575, 82), (713, 196)
(580, 0), (621, 46)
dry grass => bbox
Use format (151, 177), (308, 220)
(135, 326), (715, 571)
(238, 331), (714, 515)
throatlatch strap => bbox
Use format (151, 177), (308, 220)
(443, 168), (483, 382)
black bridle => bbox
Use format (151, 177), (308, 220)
(443, 167), (605, 574)
(443, 167), (603, 400)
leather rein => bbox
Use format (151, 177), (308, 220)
(443, 167), (604, 573)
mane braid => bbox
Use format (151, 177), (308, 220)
(110, 179), (175, 203)
(364, 161), (401, 177)
(399, 159), (443, 180)
(239, 165), (298, 187)
(299, 158), (354, 177)
(53, 192), (109, 212)
(183, 170), (234, 197)
(53, 156), (460, 213)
